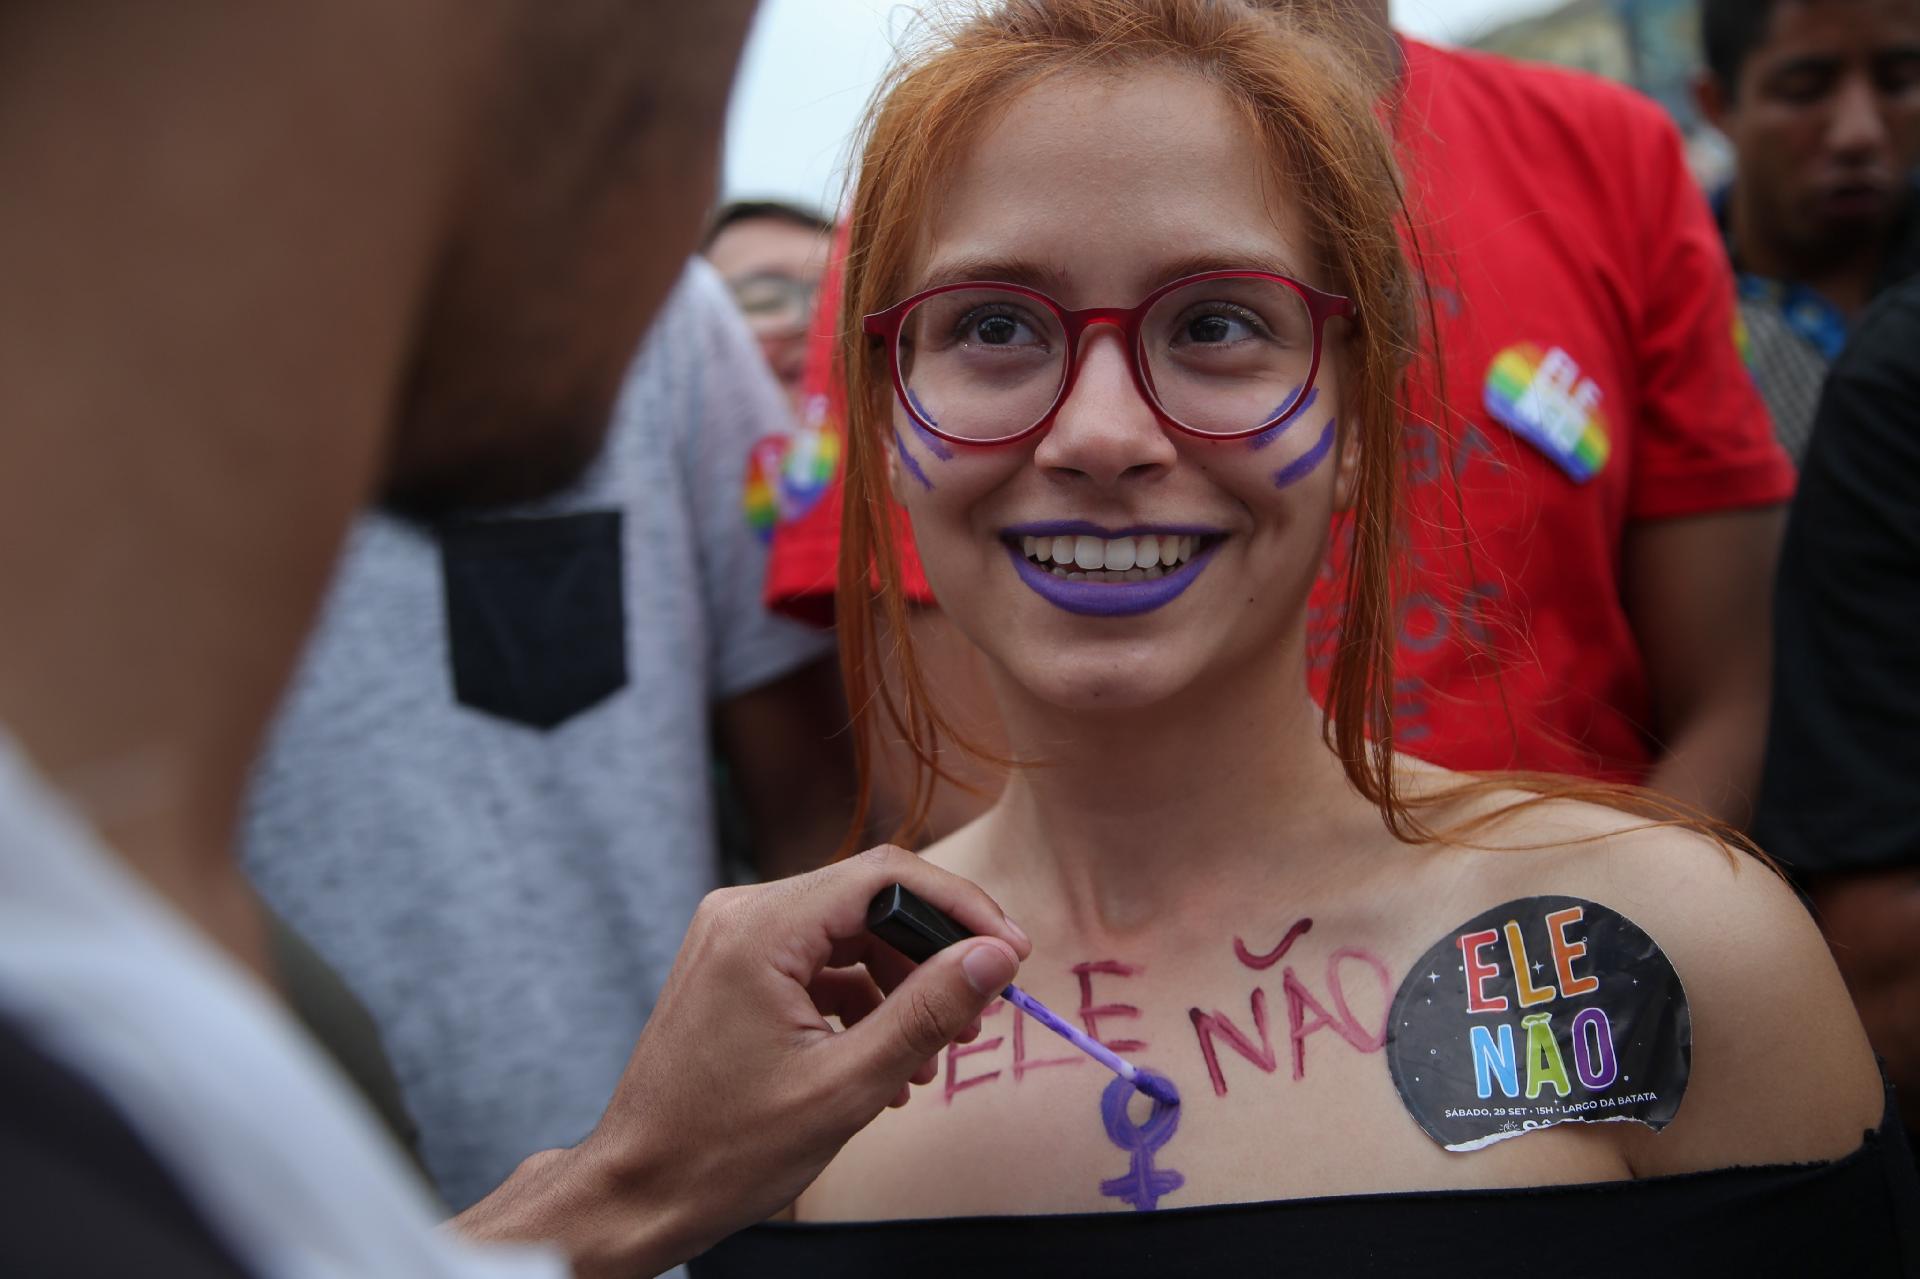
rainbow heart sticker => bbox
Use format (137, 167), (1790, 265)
(1483, 343), (1610, 483)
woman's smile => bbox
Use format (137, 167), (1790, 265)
(999, 521), (1227, 617)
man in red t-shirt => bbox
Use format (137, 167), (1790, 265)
(768, 5), (1792, 835)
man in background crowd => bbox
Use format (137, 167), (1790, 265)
(1755, 274), (1920, 1141)
(767, 0), (1793, 837)
(704, 200), (834, 416)
(1695, 0), (1920, 459)
(243, 258), (855, 1213)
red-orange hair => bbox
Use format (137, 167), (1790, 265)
(833, 0), (1762, 864)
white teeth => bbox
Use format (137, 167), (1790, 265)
(1020, 530), (1207, 576)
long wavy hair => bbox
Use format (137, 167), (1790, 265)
(833, 0), (1761, 864)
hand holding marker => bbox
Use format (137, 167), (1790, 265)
(867, 884), (1180, 1106)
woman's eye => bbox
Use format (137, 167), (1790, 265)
(1188, 314), (1247, 343)
(964, 311), (1040, 346)
(1179, 308), (1260, 345)
(978, 315), (1021, 343)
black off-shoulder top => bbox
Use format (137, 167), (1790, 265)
(692, 1083), (1920, 1278)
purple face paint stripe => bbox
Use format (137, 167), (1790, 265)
(905, 390), (956, 459)
(1271, 419), (1335, 489)
(1099, 1071), (1185, 1212)
(891, 427), (934, 492)
(1247, 386), (1316, 452)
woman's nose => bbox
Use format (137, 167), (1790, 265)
(1031, 326), (1177, 486)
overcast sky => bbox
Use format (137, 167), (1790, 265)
(723, 0), (1566, 210)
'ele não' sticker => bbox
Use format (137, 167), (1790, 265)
(1387, 896), (1690, 1152)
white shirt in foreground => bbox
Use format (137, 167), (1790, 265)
(0, 730), (569, 1279)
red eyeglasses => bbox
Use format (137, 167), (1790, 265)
(863, 270), (1352, 447)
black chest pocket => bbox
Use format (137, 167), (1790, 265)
(438, 510), (628, 730)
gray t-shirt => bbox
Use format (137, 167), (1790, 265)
(243, 261), (832, 1211)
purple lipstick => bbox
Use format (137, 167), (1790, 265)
(1002, 520), (1222, 619)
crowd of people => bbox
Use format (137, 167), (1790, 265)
(2, 0), (1918, 1276)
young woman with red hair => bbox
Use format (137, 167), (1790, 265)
(696, 1), (1915, 1272)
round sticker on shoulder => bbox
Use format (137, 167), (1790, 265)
(1387, 896), (1690, 1153)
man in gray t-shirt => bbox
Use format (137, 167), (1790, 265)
(243, 260), (843, 1211)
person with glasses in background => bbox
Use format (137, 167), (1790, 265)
(705, 201), (835, 417)
(694, 2), (1916, 1273)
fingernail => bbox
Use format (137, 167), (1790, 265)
(1003, 916), (1032, 951)
(961, 940), (1018, 997)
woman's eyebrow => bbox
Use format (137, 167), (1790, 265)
(913, 249), (1312, 297)
(1153, 250), (1309, 283)
(914, 255), (1072, 293)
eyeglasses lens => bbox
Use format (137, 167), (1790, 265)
(898, 288), (1069, 442)
(1141, 276), (1316, 436)
(730, 273), (816, 335)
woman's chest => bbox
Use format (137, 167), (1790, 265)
(802, 919), (1631, 1219)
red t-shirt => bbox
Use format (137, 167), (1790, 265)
(764, 40), (1793, 781)
(761, 220), (940, 627)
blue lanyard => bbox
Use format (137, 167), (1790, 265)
(1735, 272), (1851, 363)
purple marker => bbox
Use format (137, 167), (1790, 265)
(1001, 520), (1223, 620)
(866, 883), (1180, 1107)
(1000, 986), (1180, 1105)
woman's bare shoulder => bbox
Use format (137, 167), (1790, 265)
(1412, 788), (1883, 1173)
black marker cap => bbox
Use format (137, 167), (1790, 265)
(865, 883), (975, 965)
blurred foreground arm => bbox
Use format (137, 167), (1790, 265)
(452, 847), (1027, 1277)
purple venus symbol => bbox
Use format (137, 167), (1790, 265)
(1098, 1071), (1185, 1212)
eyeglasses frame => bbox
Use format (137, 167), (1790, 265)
(727, 270), (822, 337)
(862, 269), (1354, 447)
